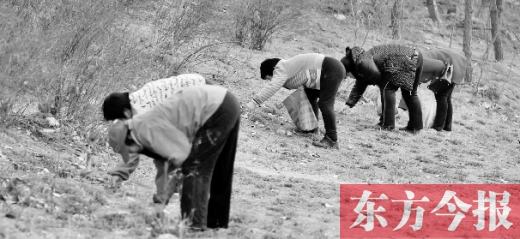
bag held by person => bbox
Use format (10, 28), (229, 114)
(282, 88), (318, 131)
(427, 63), (454, 94)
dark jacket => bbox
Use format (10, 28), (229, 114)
(420, 48), (468, 85)
(346, 44), (418, 107)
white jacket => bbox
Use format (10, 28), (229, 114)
(129, 74), (206, 114)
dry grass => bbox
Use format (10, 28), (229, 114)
(1, 0), (520, 238)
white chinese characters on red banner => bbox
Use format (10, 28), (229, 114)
(340, 184), (520, 239)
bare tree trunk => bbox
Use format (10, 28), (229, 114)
(476, 0), (489, 18)
(350, 0), (358, 18)
(391, 0), (402, 40)
(490, 0), (504, 61)
(463, 0), (473, 83)
(427, 0), (442, 24)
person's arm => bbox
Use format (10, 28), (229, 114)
(251, 74), (287, 106)
(107, 152), (140, 181)
(345, 81), (369, 108)
(204, 78), (215, 85)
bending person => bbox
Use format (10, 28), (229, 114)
(102, 73), (210, 191)
(398, 48), (468, 132)
(341, 44), (424, 133)
(246, 53), (346, 149)
(107, 85), (239, 231)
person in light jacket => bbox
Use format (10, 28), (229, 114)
(107, 85), (239, 232)
(246, 53), (346, 149)
(102, 74), (211, 194)
(398, 48), (468, 132)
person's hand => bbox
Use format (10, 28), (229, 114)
(154, 203), (166, 219)
(246, 101), (257, 110)
(339, 104), (351, 115)
(110, 175), (123, 188)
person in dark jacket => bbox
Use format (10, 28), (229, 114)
(398, 48), (468, 132)
(341, 44), (425, 132)
(107, 85), (239, 232)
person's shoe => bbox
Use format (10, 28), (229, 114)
(380, 125), (395, 131)
(402, 128), (421, 134)
(432, 127), (443, 132)
(312, 135), (339, 149)
(298, 128), (318, 134)
(399, 126), (412, 131)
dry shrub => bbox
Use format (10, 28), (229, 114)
(0, 0), (230, 148)
(231, 0), (303, 50)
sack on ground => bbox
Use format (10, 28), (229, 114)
(282, 88), (318, 131)
(421, 90), (437, 129)
(396, 86), (437, 128)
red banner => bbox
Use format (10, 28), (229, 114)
(340, 184), (520, 239)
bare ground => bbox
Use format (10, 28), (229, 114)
(1, 4), (520, 239)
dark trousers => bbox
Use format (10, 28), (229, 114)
(304, 57), (346, 142)
(432, 84), (455, 131)
(180, 91), (240, 230)
(144, 92), (240, 230)
(379, 53), (424, 130)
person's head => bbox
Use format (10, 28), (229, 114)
(102, 92), (132, 121)
(108, 120), (143, 163)
(260, 58), (281, 80)
(341, 46), (364, 74)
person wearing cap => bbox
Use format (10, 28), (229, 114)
(245, 53), (346, 149)
(102, 73), (211, 190)
(108, 85), (240, 231)
(397, 48), (468, 132)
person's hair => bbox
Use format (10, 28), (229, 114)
(260, 58), (281, 79)
(102, 92), (131, 121)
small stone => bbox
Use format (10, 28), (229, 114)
(285, 131), (293, 136)
(157, 234), (179, 239)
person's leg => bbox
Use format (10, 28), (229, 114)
(314, 57), (346, 144)
(401, 51), (424, 132)
(381, 82), (398, 129)
(444, 85), (455, 131)
(180, 91), (240, 230)
(432, 84), (455, 131)
(304, 88), (320, 120)
(207, 118), (239, 228)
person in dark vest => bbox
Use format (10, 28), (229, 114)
(398, 48), (468, 132)
(245, 53), (346, 149)
(107, 85), (240, 232)
(341, 44), (426, 133)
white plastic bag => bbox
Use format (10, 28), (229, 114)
(282, 88), (318, 131)
(395, 87), (437, 128)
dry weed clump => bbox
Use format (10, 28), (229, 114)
(1, 0), (235, 151)
(231, 0), (303, 50)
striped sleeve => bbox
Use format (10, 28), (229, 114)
(252, 75), (287, 105)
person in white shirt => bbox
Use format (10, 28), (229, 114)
(246, 53), (346, 149)
(102, 73), (211, 194)
(107, 85), (239, 232)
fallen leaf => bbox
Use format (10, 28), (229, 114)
(80, 170), (92, 178)
(41, 129), (55, 134)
